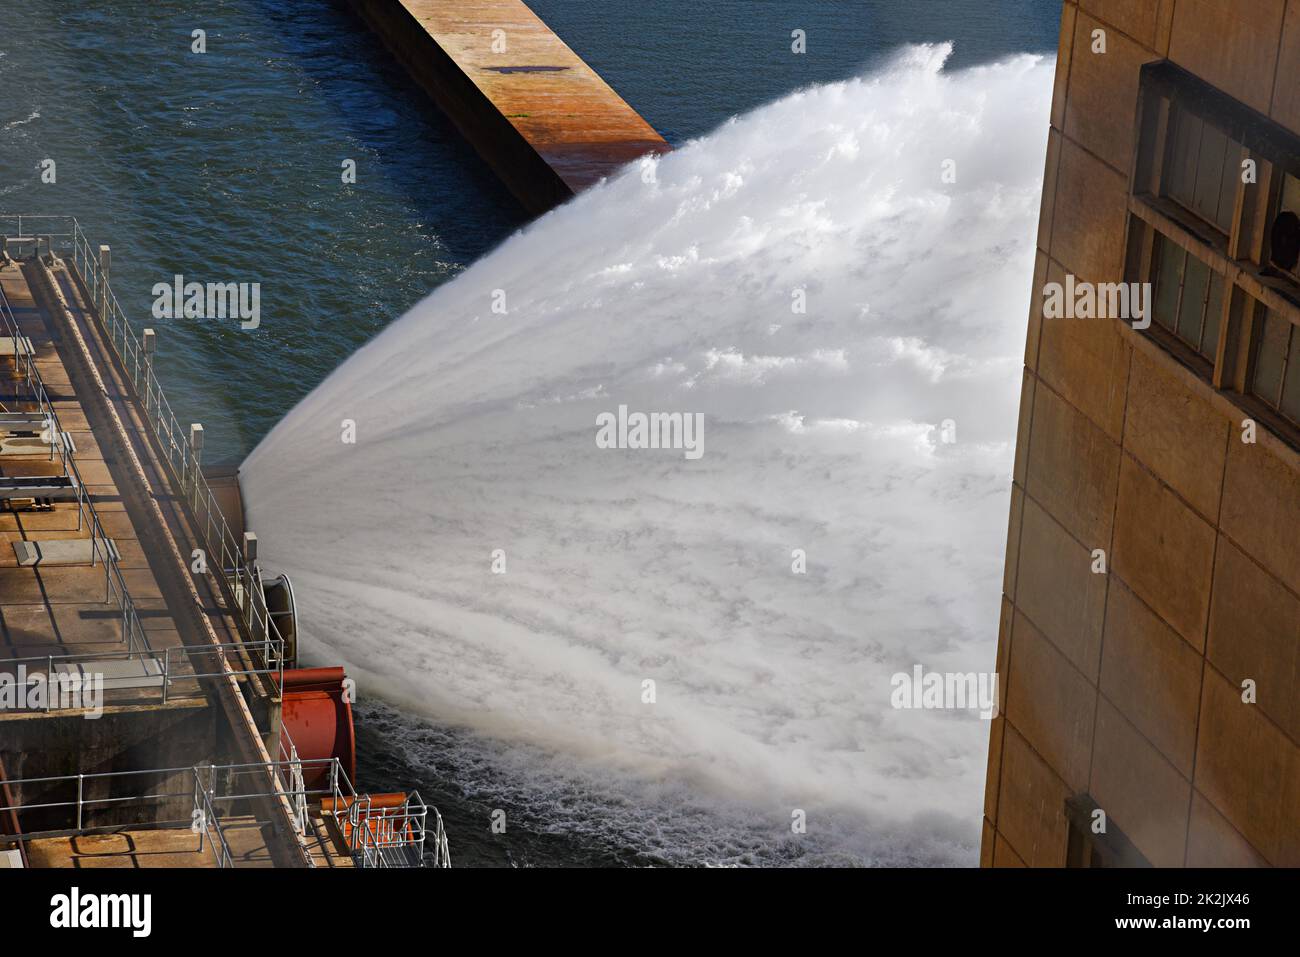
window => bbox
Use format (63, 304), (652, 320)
(1128, 61), (1300, 449)
(1251, 308), (1300, 424)
(1162, 104), (1242, 235)
(1064, 795), (1150, 868)
(1151, 235), (1224, 361)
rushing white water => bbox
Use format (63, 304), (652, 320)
(243, 45), (1051, 866)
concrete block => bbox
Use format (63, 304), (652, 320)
(1207, 537), (1300, 743)
(1112, 455), (1216, 650)
(1272, 1), (1300, 135)
(1004, 485), (1024, 599)
(1186, 791), (1269, 867)
(1025, 251), (1048, 370)
(1038, 130), (1063, 255)
(1015, 497), (1108, 681)
(1169, 0), (1287, 115)
(1027, 382), (1122, 547)
(12, 538), (118, 567)
(1090, 696), (1190, 867)
(992, 833), (1027, 867)
(1123, 348), (1230, 521)
(985, 598), (1014, 824)
(1014, 371), (1037, 487)
(1006, 610), (1097, 791)
(1052, 3), (1079, 131)
(1049, 138), (1131, 284)
(1066, 11), (1155, 172)
(995, 725), (1071, 867)
(1155, 0), (1176, 55)
(1036, 276), (1131, 442)
(1194, 668), (1299, 866)
(1080, 0), (1160, 47)
(1221, 438), (1300, 596)
(1100, 580), (1204, 775)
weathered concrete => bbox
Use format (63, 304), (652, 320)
(0, 258), (304, 867)
(986, 1), (1300, 869)
(348, 0), (670, 214)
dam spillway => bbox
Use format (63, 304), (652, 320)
(347, 0), (671, 214)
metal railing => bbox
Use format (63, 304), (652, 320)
(321, 758), (446, 868)
(278, 726), (311, 841)
(68, 220), (288, 669)
(0, 637), (285, 712)
(345, 790), (448, 869)
(1, 281), (150, 655)
(192, 768), (234, 868)
(0, 756), (440, 869)
(0, 764), (231, 866)
(0, 214), (75, 264)
(0, 757), (446, 869)
(1, 214), (287, 675)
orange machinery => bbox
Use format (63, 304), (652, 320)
(279, 667), (356, 790)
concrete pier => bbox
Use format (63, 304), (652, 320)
(348, 0), (670, 215)
(0, 253), (307, 867)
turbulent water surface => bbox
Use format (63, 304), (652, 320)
(244, 47), (1053, 866)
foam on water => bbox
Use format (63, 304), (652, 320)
(242, 45), (1052, 866)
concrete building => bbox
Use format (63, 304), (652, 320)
(983, 0), (1300, 867)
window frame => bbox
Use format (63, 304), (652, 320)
(1064, 795), (1151, 868)
(1127, 62), (1300, 451)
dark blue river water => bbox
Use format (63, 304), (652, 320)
(0, 0), (1059, 866)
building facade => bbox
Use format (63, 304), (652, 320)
(983, 0), (1300, 867)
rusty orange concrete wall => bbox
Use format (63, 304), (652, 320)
(985, 0), (1300, 868)
(347, 0), (669, 215)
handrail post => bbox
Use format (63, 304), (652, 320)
(189, 424), (203, 500)
(76, 774), (83, 831)
(242, 532), (258, 630)
(96, 245), (110, 318)
(193, 770), (205, 854)
(142, 328), (155, 394)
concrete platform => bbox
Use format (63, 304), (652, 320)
(25, 821), (275, 868)
(0, 249), (327, 868)
(0, 264), (186, 673)
(19, 811), (354, 868)
(12, 537), (117, 566)
(348, 0), (669, 214)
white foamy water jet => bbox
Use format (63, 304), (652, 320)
(243, 45), (1051, 866)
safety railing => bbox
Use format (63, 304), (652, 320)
(0, 636), (285, 713)
(277, 724), (310, 841)
(347, 790), (447, 869)
(0, 280), (150, 655)
(322, 758), (446, 868)
(68, 221), (288, 672)
(0, 214), (78, 249)
(0, 214), (287, 677)
(192, 769), (234, 868)
(0, 764), (230, 866)
(0, 754), (447, 870)
(1, 758), (346, 869)
(0, 214), (75, 264)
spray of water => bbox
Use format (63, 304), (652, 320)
(243, 45), (1051, 865)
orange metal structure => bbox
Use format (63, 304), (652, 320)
(281, 667), (356, 789)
